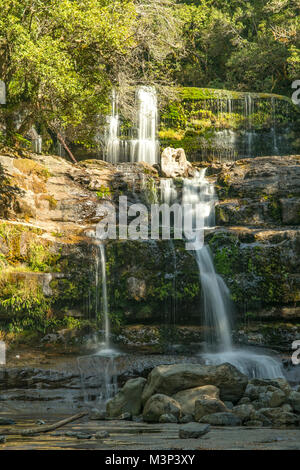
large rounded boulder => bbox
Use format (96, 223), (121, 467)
(142, 363), (248, 405)
(106, 377), (146, 418)
(173, 385), (220, 416)
(143, 394), (182, 423)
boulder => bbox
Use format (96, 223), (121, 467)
(194, 398), (228, 422)
(161, 147), (195, 178)
(179, 415), (194, 424)
(244, 420), (264, 427)
(142, 363), (248, 405)
(200, 412), (242, 426)
(244, 383), (286, 408)
(106, 377), (146, 418)
(232, 404), (256, 423)
(179, 423), (210, 439)
(159, 413), (178, 424)
(143, 394), (181, 423)
(288, 391), (300, 413)
(256, 408), (299, 427)
(172, 385), (220, 416)
(90, 408), (106, 420)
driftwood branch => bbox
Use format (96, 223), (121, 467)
(57, 132), (78, 164)
(0, 411), (88, 436)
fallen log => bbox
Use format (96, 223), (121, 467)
(0, 411), (88, 436)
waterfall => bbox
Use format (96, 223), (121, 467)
(245, 94), (254, 158)
(130, 86), (159, 165)
(182, 171), (232, 351)
(182, 170), (284, 378)
(95, 242), (111, 351)
(105, 89), (120, 163)
(104, 86), (158, 165)
(160, 178), (177, 205)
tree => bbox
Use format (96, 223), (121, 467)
(0, 0), (137, 147)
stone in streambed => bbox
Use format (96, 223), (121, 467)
(143, 394), (181, 423)
(179, 423), (210, 439)
(172, 385), (220, 416)
(106, 377), (146, 418)
(90, 408), (106, 420)
(0, 418), (15, 425)
(232, 404), (256, 423)
(288, 391), (300, 413)
(194, 398), (228, 421)
(159, 413), (178, 423)
(179, 415), (194, 424)
(142, 363), (248, 405)
(200, 412), (242, 426)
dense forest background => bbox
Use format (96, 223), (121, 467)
(0, 0), (299, 148)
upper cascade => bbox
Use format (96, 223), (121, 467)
(104, 86), (159, 165)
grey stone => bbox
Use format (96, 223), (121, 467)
(107, 377), (146, 418)
(142, 363), (248, 405)
(195, 397), (228, 422)
(159, 413), (178, 424)
(232, 404), (256, 423)
(143, 394), (181, 423)
(244, 420), (264, 427)
(179, 423), (210, 439)
(224, 401), (234, 410)
(173, 385), (220, 416)
(288, 391), (300, 413)
(179, 415), (194, 424)
(90, 408), (106, 420)
(0, 436), (6, 444)
(0, 418), (15, 425)
(200, 412), (242, 426)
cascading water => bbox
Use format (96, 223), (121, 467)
(104, 86), (158, 165)
(105, 89), (120, 164)
(130, 86), (159, 165)
(99, 243), (110, 350)
(182, 170), (284, 379)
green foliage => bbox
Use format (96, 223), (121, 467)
(96, 186), (112, 199)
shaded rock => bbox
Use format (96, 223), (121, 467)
(172, 385), (220, 416)
(142, 363), (248, 405)
(238, 397), (251, 405)
(244, 420), (264, 427)
(179, 423), (210, 439)
(65, 432), (92, 439)
(36, 419), (45, 425)
(159, 413), (178, 424)
(244, 383), (286, 408)
(161, 148), (195, 178)
(200, 412), (242, 426)
(288, 391), (300, 413)
(106, 377), (146, 418)
(257, 408), (299, 427)
(95, 431), (110, 439)
(0, 436), (6, 444)
(224, 401), (234, 410)
(118, 412), (132, 421)
(281, 404), (293, 413)
(143, 394), (181, 423)
(232, 404), (256, 423)
(90, 408), (106, 421)
(179, 415), (194, 424)
(194, 398), (228, 422)
(0, 418), (15, 425)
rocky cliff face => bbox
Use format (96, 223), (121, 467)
(0, 150), (299, 353)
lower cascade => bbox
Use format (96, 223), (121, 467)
(182, 170), (284, 379)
